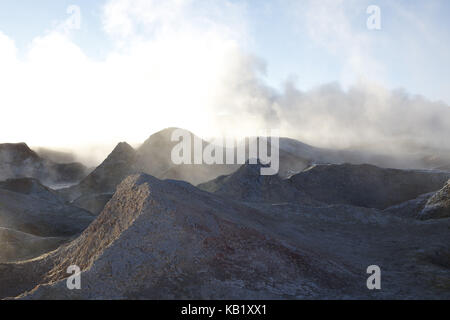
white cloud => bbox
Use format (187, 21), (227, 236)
(295, 0), (386, 86)
(0, 0), (251, 155)
(0, 0), (449, 165)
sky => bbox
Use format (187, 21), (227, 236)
(0, 0), (449, 161)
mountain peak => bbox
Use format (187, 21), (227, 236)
(105, 142), (136, 163)
(0, 142), (40, 163)
(140, 127), (194, 148)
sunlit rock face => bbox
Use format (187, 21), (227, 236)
(419, 180), (450, 220)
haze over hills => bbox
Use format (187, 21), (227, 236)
(1, 0), (450, 303)
(0, 143), (88, 187)
(0, 128), (449, 299)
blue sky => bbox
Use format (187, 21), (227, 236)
(0, 0), (448, 101)
(0, 0), (449, 152)
(0, 0), (111, 58)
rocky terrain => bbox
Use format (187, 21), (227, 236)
(0, 227), (66, 263)
(0, 128), (449, 300)
(290, 164), (450, 209)
(200, 162), (450, 209)
(419, 180), (450, 220)
(0, 143), (88, 186)
(3, 175), (359, 299)
(60, 129), (240, 214)
(0, 178), (94, 263)
(198, 162), (318, 205)
(0, 178), (94, 237)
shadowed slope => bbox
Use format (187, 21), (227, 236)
(199, 162), (317, 205)
(290, 164), (450, 209)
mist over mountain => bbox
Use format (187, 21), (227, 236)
(1, 0), (450, 302)
(0, 143), (88, 187)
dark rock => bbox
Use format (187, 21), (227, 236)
(0, 179), (94, 237)
(290, 164), (450, 209)
(199, 161), (317, 205)
(0, 143), (88, 185)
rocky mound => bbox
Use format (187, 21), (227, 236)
(419, 180), (450, 220)
(137, 127), (238, 185)
(61, 128), (335, 205)
(0, 143), (88, 185)
(0, 181), (94, 237)
(61, 142), (138, 201)
(18, 174), (355, 299)
(131, 128), (313, 184)
(62, 128), (239, 204)
(0, 178), (61, 202)
(0, 178), (90, 262)
(0, 227), (66, 263)
(199, 162), (317, 205)
(290, 164), (450, 209)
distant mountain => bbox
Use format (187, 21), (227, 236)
(62, 142), (137, 200)
(199, 161), (317, 205)
(136, 127), (239, 184)
(199, 162), (450, 209)
(0, 143), (88, 185)
(61, 128), (450, 215)
(63, 128), (240, 211)
(280, 138), (450, 171)
(290, 164), (450, 209)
